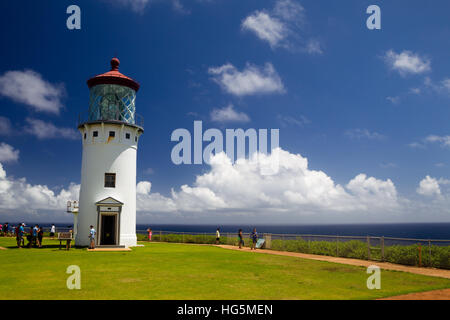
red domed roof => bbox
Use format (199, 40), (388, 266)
(87, 58), (140, 92)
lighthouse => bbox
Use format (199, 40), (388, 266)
(76, 58), (143, 247)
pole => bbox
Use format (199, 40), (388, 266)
(418, 244), (422, 268)
(336, 235), (339, 257)
(381, 236), (385, 261)
(428, 240), (432, 267)
(367, 236), (371, 260)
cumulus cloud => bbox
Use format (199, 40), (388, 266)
(0, 70), (65, 114)
(242, 11), (286, 48)
(24, 118), (78, 140)
(0, 143), (19, 163)
(208, 63), (285, 96)
(136, 148), (401, 217)
(210, 104), (250, 123)
(136, 180), (177, 213)
(384, 50), (431, 76)
(417, 176), (441, 197)
(241, 0), (321, 53)
(0, 163), (79, 219)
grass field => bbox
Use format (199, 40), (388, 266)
(0, 237), (449, 300)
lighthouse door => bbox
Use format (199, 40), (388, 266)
(100, 215), (117, 245)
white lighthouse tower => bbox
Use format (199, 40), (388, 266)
(76, 57), (143, 247)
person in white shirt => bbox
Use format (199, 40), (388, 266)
(215, 228), (220, 245)
(50, 224), (56, 239)
(89, 225), (96, 249)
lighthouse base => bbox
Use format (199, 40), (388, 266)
(119, 233), (137, 247)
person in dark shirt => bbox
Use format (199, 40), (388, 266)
(238, 229), (244, 249)
(250, 228), (258, 250)
(37, 226), (44, 248)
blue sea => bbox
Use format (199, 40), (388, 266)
(6, 222), (450, 240)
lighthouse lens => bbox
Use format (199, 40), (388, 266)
(88, 84), (136, 124)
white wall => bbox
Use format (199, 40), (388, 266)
(76, 122), (142, 247)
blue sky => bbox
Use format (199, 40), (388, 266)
(1, 0), (450, 224)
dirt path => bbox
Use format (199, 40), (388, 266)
(0, 247), (7, 250)
(378, 289), (450, 300)
(216, 245), (450, 279)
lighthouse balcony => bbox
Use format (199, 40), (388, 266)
(77, 110), (144, 131)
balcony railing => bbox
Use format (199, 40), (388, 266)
(77, 110), (144, 128)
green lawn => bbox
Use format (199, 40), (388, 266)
(0, 237), (449, 300)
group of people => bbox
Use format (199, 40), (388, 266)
(144, 227), (259, 249)
(215, 228), (260, 250)
(0, 223), (57, 248)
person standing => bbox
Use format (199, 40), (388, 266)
(0, 224), (2, 236)
(89, 225), (96, 249)
(238, 229), (244, 249)
(17, 224), (25, 248)
(3, 223), (8, 237)
(67, 226), (73, 250)
(147, 228), (152, 241)
(37, 226), (44, 248)
(50, 224), (56, 239)
(32, 225), (39, 247)
(250, 228), (258, 250)
(215, 228), (221, 245)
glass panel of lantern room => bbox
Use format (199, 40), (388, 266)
(88, 84), (136, 124)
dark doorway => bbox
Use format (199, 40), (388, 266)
(101, 215), (116, 245)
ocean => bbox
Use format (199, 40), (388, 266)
(12, 222), (450, 240)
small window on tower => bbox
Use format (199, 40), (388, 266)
(126, 133), (130, 139)
(93, 131), (98, 137)
(84, 133), (86, 139)
(135, 136), (137, 142)
(104, 173), (116, 188)
(109, 131), (115, 137)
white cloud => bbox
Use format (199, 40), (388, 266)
(0, 70), (65, 114)
(273, 0), (305, 22)
(242, 11), (287, 48)
(136, 148), (400, 217)
(137, 181), (152, 194)
(241, 0), (320, 53)
(136, 180), (177, 213)
(0, 143), (19, 163)
(0, 163), (79, 218)
(417, 176), (441, 197)
(345, 129), (385, 140)
(0, 117), (12, 136)
(210, 104), (250, 123)
(24, 118), (78, 140)
(384, 50), (431, 76)
(208, 62), (285, 96)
